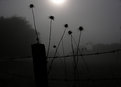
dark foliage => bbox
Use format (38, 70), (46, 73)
(0, 16), (36, 58)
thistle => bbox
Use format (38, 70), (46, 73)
(47, 16), (55, 57)
(53, 45), (56, 48)
(48, 23), (69, 75)
(29, 4), (34, 8)
(53, 24), (69, 57)
(64, 24), (68, 28)
(76, 26), (84, 69)
(77, 26), (84, 54)
(79, 26), (83, 31)
(68, 30), (72, 35)
(29, 4), (39, 43)
(49, 16), (54, 21)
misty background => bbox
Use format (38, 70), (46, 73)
(0, 0), (121, 87)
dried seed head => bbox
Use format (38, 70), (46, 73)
(68, 30), (72, 35)
(49, 16), (54, 20)
(79, 26), (84, 31)
(29, 4), (34, 8)
(53, 45), (56, 48)
(64, 24), (68, 28)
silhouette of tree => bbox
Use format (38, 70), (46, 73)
(0, 16), (36, 58)
(93, 43), (121, 52)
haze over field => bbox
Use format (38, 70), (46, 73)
(0, 0), (121, 87)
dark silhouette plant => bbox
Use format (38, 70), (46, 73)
(29, 4), (34, 8)
(53, 24), (69, 59)
(76, 26), (84, 62)
(68, 30), (74, 56)
(53, 45), (56, 48)
(48, 24), (69, 75)
(68, 30), (82, 87)
(47, 16), (55, 57)
(68, 30), (78, 86)
(29, 4), (39, 43)
(49, 16), (54, 21)
(61, 36), (67, 82)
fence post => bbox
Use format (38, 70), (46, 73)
(31, 43), (48, 87)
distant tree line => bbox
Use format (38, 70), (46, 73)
(0, 16), (36, 58)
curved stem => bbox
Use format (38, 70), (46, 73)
(54, 28), (67, 57)
(72, 35), (84, 70)
(31, 8), (39, 43)
(72, 34), (89, 73)
(47, 20), (52, 57)
(70, 35), (76, 86)
(77, 31), (81, 59)
(61, 34), (69, 86)
(62, 40), (68, 84)
(48, 28), (67, 75)
(71, 35), (82, 87)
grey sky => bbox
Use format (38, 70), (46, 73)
(0, 1), (121, 85)
(0, 0), (121, 53)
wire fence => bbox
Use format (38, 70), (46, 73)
(0, 48), (121, 87)
(0, 48), (121, 61)
(48, 48), (121, 59)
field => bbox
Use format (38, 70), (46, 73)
(0, 52), (121, 87)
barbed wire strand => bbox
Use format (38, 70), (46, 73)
(72, 35), (89, 73)
(0, 49), (121, 62)
(61, 40), (68, 86)
(48, 49), (121, 59)
(47, 28), (68, 75)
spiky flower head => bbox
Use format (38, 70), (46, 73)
(68, 30), (72, 35)
(49, 16), (54, 20)
(64, 24), (68, 28)
(53, 45), (56, 48)
(29, 4), (34, 8)
(79, 26), (84, 31)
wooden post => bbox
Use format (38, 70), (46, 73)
(31, 43), (48, 87)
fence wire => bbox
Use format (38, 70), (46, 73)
(0, 49), (121, 61)
(0, 49), (121, 83)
